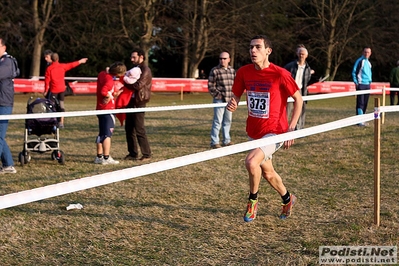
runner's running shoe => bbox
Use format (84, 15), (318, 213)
(279, 194), (297, 219)
(244, 199), (258, 222)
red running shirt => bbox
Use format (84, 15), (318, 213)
(232, 63), (299, 139)
(96, 70), (116, 110)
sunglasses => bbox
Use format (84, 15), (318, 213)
(219, 58), (228, 60)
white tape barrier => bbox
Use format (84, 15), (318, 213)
(380, 105), (399, 113)
(31, 76), (97, 81)
(0, 89), (385, 120)
(288, 89), (384, 102)
(3, 105), (399, 210)
(1, 102), (239, 120)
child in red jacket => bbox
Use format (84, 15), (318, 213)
(94, 62), (126, 165)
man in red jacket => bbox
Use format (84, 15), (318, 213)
(44, 53), (88, 128)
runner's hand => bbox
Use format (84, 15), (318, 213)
(227, 98), (237, 112)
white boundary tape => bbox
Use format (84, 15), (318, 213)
(0, 89), (386, 120)
(0, 112), (376, 210)
(1, 91), (399, 210)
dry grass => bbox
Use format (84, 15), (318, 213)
(0, 93), (398, 266)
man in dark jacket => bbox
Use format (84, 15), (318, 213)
(123, 48), (152, 161)
(389, 60), (399, 105)
(0, 37), (17, 174)
(43, 49), (53, 68)
(284, 47), (315, 130)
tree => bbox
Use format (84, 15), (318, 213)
(287, 0), (376, 80)
(30, 0), (55, 77)
(175, 0), (212, 78)
(161, 0), (263, 78)
(0, 1), (34, 77)
(227, 0), (297, 68)
(1, 0), (399, 81)
(118, 0), (164, 65)
(368, 0), (399, 81)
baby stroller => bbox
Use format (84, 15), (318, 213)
(18, 97), (65, 166)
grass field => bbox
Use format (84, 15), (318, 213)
(0, 92), (398, 265)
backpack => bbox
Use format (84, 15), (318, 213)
(2, 54), (20, 78)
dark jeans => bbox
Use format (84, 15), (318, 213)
(390, 86), (399, 105)
(125, 102), (151, 158)
(0, 106), (14, 167)
(356, 84), (370, 115)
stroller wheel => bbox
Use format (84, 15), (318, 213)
(57, 150), (65, 165)
(52, 150), (65, 164)
(18, 152), (25, 167)
(51, 150), (58, 160)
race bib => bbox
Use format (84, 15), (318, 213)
(247, 91), (270, 118)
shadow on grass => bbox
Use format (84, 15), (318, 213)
(10, 198), (244, 231)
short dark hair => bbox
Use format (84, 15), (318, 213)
(251, 35), (272, 49)
(51, 53), (59, 62)
(132, 48), (146, 60)
(44, 49), (53, 56)
(108, 61), (126, 76)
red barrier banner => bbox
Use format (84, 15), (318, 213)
(14, 79), (47, 93)
(152, 78), (208, 92)
(14, 78), (389, 95)
(307, 81), (389, 94)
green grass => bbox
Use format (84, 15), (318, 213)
(0, 92), (398, 265)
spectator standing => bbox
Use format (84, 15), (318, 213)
(284, 46), (315, 130)
(389, 60), (399, 105)
(123, 48), (152, 162)
(43, 49), (53, 67)
(44, 53), (88, 128)
(198, 69), (207, 79)
(94, 62), (126, 165)
(208, 52), (236, 148)
(352, 47), (372, 126)
(0, 37), (17, 174)
(226, 35), (303, 222)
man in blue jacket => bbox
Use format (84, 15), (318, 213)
(352, 47), (372, 126)
(0, 37), (17, 174)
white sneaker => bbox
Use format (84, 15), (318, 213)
(0, 166), (17, 174)
(94, 157), (104, 164)
(102, 156), (119, 165)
